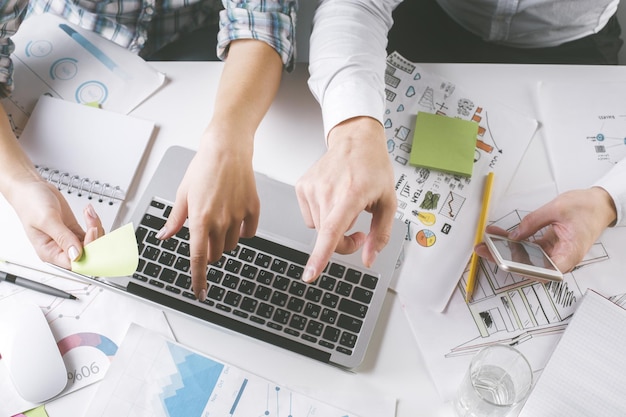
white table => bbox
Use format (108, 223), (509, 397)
(44, 61), (626, 417)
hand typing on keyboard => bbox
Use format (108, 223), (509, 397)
(295, 117), (398, 283)
(153, 40), (282, 302)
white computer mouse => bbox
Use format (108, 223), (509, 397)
(0, 301), (67, 403)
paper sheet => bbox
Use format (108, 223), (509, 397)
(399, 183), (626, 401)
(519, 290), (626, 417)
(1, 12), (165, 136)
(386, 52), (539, 312)
(0, 267), (173, 416)
(538, 81), (626, 193)
(86, 324), (381, 417)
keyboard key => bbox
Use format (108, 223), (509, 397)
(239, 248), (256, 262)
(338, 298), (368, 319)
(257, 302), (274, 319)
(207, 285), (225, 301)
(318, 275), (336, 291)
(175, 274), (191, 289)
(289, 314), (307, 331)
(286, 264), (304, 279)
(322, 326), (340, 343)
(352, 287), (374, 304)
(257, 269), (274, 285)
(339, 331), (358, 348)
(361, 274), (379, 290)
(144, 262), (161, 278)
(161, 238), (179, 252)
(240, 264), (258, 280)
(238, 280), (256, 295)
(288, 281), (306, 297)
(335, 281), (353, 297)
(240, 297), (258, 313)
(270, 291), (288, 307)
(337, 314), (363, 333)
(345, 268), (362, 284)
(255, 253), (272, 269)
(271, 258), (288, 274)
(328, 263), (346, 278)
(224, 291), (242, 307)
(159, 268), (177, 284)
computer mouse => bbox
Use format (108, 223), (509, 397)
(0, 301), (67, 403)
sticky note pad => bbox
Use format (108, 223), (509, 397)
(71, 223), (139, 277)
(409, 112), (478, 176)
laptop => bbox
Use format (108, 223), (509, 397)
(97, 145), (405, 369)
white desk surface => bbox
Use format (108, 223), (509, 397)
(43, 61), (626, 417)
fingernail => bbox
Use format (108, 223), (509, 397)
(366, 251), (380, 269)
(68, 246), (80, 262)
(155, 226), (167, 239)
(509, 229), (520, 239)
(198, 288), (207, 302)
(85, 204), (98, 219)
(302, 266), (316, 283)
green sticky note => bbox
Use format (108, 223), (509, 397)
(409, 112), (478, 176)
(71, 223), (139, 277)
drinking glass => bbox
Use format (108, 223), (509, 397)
(453, 344), (533, 417)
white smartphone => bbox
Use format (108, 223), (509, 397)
(483, 233), (563, 281)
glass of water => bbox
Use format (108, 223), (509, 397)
(453, 344), (533, 417)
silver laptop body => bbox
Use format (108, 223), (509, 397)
(106, 145), (405, 368)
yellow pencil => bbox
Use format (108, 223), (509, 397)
(465, 171), (495, 303)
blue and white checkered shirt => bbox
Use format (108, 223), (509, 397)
(0, 0), (297, 97)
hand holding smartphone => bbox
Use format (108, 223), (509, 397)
(483, 233), (563, 281)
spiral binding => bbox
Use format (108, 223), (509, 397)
(36, 165), (124, 205)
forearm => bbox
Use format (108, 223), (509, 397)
(0, 104), (39, 202)
(207, 39), (283, 146)
(592, 157), (626, 226)
(308, 0), (400, 139)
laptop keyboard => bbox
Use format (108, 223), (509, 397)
(130, 197), (380, 362)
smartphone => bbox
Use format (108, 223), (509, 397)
(483, 233), (563, 281)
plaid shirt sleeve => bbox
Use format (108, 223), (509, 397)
(0, 0), (28, 98)
(218, 0), (297, 71)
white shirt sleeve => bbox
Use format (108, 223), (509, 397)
(307, 0), (402, 140)
(593, 158), (626, 227)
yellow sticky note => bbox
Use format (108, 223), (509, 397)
(71, 223), (138, 277)
(22, 405), (49, 417)
(409, 112), (478, 177)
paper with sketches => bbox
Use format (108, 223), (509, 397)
(0, 263), (173, 416)
(386, 52), (539, 311)
(538, 81), (626, 193)
(398, 183), (626, 401)
(1, 12), (165, 137)
(72, 223), (139, 277)
(86, 324), (369, 417)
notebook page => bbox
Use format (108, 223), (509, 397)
(18, 95), (155, 231)
(519, 290), (626, 417)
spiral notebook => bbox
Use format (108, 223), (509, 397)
(17, 95), (155, 231)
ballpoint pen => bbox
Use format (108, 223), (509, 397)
(0, 270), (77, 300)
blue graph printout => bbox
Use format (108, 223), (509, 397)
(86, 324), (360, 417)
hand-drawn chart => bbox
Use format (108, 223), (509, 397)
(387, 52), (539, 312)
